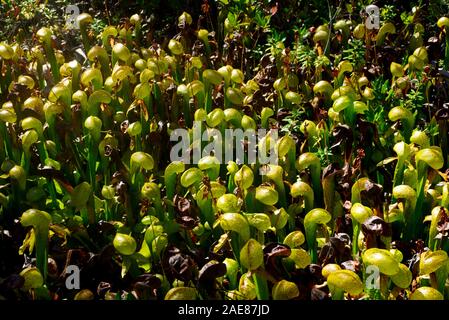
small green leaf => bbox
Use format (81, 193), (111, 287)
(113, 233), (137, 256)
(391, 263), (412, 289)
(71, 182), (92, 209)
(239, 272), (256, 300)
(164, 287), (197, 300)
(283, 231), (305, 248)
(288, 248), (311, 269)
(141, 215), (160, 226)
(272, 280), (299, 300)
(245, 213), (271, 232)
(144, 224), (164, 244)
(240, 239), (263, 271)
(20, 267), (43, 291)
(271, 208), (289, 229)
(219, 212), (250, 241)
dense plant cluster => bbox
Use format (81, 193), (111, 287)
(1, 1), (449, 300)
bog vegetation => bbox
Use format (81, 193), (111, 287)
(1, 0), (449, 300)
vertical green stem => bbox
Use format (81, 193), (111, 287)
(439, 120), (448, 168)
(330, 288), (344, 300)
(35, 227), (49, 283)
(352, 222), (360, 257)
(80, 29), (92, 55)
(227, 173), (236, 193)
(43, 43), (60, 83)
(230, 233), (241, 266)
(410, 163), (427, 241)
(444, 27), (449, 70)
(0, 122), (13, 160)
(87, 136), (97, 192)
(274, 180), (287, 209)
(153, 83), (165, 121)
(252, 271), (269, 300)
(204, 81), (212, 113)
(21, 151), (31, 175)
(311, 165), (323, 207)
